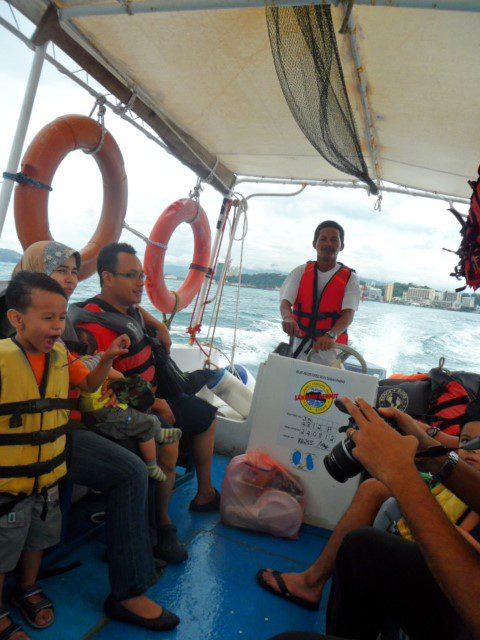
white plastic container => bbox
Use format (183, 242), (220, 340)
(207, 369), (253, 419)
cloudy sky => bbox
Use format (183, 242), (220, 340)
(0, 4), (470, 292)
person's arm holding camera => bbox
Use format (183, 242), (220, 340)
(343, 397), (480, 639)
(380, 405), (480, 513)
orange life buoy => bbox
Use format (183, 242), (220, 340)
(14, 115), (128, 280)
(144, 198), (211, 314)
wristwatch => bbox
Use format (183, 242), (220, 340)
(425, 426), (440, 438)
(326, 330), (337, 340)
(433, 451), (459, 484)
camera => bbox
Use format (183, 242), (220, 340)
(323, 399), (397, 483)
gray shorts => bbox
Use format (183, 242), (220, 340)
(86, 407), (161, 443)
(0, 487), (61, 573)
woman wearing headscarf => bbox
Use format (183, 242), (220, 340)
(6, 241), (179, 632)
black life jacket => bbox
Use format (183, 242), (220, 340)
(376, 367), (480, 436)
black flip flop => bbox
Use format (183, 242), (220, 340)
(104, 595), (180, 631)
(256, 569), (320, 611)
(189, 488), (221, 512)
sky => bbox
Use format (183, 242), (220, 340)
(0, 4), (471, 292)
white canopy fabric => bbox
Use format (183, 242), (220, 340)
(12, 2), (480, 199)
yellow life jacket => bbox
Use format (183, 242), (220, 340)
(79, 383), (128, 413)
(0, 338), (73, 497)
(396, 484), (468, 542)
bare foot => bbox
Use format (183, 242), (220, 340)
(260, 569), (323, 605)
(120, 595), (163, 619)
(18, 587), (53, 628)
(0, 614), (30, 639)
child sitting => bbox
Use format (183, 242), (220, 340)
(77, 328), (181, 482)
(0, 272), (130, 639)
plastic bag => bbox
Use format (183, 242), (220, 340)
(220, 450), (306, 539)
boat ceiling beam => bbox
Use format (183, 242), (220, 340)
(59, 0), (480, 20)
(30, 5), (236, 195)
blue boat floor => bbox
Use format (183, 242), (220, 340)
(23, 455), (331, 640)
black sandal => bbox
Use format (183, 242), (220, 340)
(11, 584), (54, 630)
(104, 595), (180, 631)
(0, 607), (24, 640)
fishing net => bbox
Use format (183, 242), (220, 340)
(266, 5), (377, 194)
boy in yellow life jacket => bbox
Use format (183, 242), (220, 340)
(394, 419), (480, 543)
(76, 328), (181, 483)
(0, 272), (130, 638)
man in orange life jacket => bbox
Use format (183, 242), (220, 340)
(280, 221), (360, 364)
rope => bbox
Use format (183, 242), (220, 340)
(339, 0), (354, 34)
(202, 158), (219, 185)
(2, 172), (52, 191)
(162, 291), (180, 329)
(84, 96), (107, 155)
(187, 199), (233, 349)
(123, 222), (168, 249)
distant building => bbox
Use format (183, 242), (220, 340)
(461, 296), (475, 309)
(403, 287), (435, 303)
(443, 291), (461, 304)
(363, 285), (383, 302)
(384, 283), (394, 303)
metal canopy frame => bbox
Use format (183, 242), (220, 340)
(1, 0), (473, 213)
(59, 0), (480, 20)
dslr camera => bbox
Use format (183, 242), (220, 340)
(323, 399), (397, 483)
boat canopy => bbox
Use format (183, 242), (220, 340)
(8, 1), (480, 200)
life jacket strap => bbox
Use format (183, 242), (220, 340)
(0, 423), (72, 446)
(0, 451), (66, 478)
(0, 398), (77, 417)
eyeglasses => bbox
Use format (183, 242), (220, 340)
(111, 271), (146, 282)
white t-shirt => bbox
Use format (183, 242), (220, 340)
(280, 262), (360, 364)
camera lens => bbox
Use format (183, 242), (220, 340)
(323, 437), (363, 483)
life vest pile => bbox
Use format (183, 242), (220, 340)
(376, 364), (480, 436)
(449, 164), (480, 291)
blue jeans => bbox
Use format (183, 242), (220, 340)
(69, 429), (157, 600)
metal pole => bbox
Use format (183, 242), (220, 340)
(190, 197), (231, 334)
(0, 41), (48, 239)
(60, 0), (480, 19)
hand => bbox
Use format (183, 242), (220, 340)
(102, 334), (131, 362)
(313, 334), (335, 352)
(100, 381), (119, 408)
(156, 323), (172, 354)
(378, 407), (437, 452)
(152, 398), (176, 425)
(342, 397), (419, 491)
(107, 367), (124, 381)
(282, 316), (300, 337)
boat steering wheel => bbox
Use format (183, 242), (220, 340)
(307, 343), (368, 374)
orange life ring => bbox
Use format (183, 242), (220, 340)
(14, 115), (128, 280)
(144, 198), (211, 314)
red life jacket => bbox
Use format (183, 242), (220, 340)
(73, 298), (157, 392)
(449, 165), (480, 291)
(292, 262), (352, 347)
(376, 368), (480, 437)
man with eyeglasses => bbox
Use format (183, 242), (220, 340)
(70, 243), (220, 564)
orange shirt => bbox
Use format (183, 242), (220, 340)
(26, 352), (90, 388)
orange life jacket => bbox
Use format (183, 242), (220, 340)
(292, 262), (352, 354)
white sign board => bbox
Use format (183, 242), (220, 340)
(247, 354), (378, 530)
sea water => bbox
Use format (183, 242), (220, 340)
(1, 261), (479, 378)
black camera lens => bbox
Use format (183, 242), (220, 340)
(323, 436), (363, 483)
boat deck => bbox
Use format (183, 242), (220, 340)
(24, 456), (331, 639)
